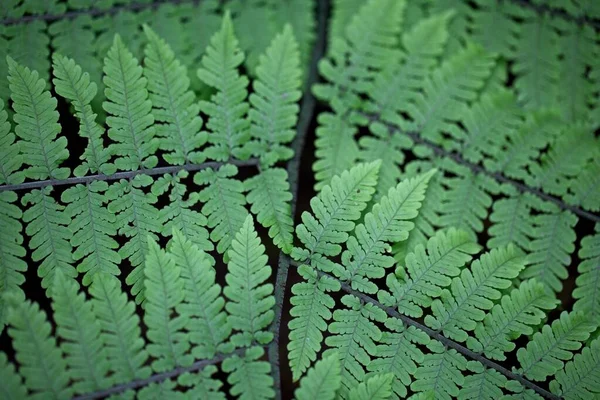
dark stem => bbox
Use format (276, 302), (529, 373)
(0, 159), (258, 192)
(266, 0), (330, 397)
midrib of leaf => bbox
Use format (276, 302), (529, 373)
(445, 175), (476, 230)
(40, 193), (65, 272)
(505, 195), (526, 248)
(265, 41), (287, 148)
(219, 33), (236, 155)
(214, 177), (236, 246)
(347, 175), (424, 281)
(294, 280), (324, 371)
(257, 172), (288, 245)
(534, 212), (561, 287)
(157, 253), (178, 367)
(116, 46), (143, 168)
(438, 253), (521, 329)
(337, 312), (362, 375)
(129, 184), (148, 266)
(85, 183), (105, 278)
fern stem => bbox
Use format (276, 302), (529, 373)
(362, 113), (600, 224)
(71, 347), (259, 400)
(267, 0), (329, 397)
(0, 159), (258, 192)
(297, 262), (562, 400)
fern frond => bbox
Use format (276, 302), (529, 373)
(7, 56), (70, 180)
(61, 181), (121, 286)
(22, 187), (75, 289)
(0, 352), (26, 400)
(169, 229), (230, 359)
(0, 99), (23, 185)
(457, 361), (507, 400)
(137, 378), (181, 400)
(566, 158), (600, 211)
(470, 0), (518, 55)
(0, 191), (26, 329)
(178, 367), (226, 400)
(247, 25), (301, 166)
(295, 353), (341, 400)
(337, 170), (436, 293)
(550, 338), (600, 400)
(437, 162), (498, 239)
(425, 245), (526, 342)
(324, 294), (387, 398)
(288, 265), (341, 380)
(271, 0), (315, 73)
(517, 311), (596, 381)
(313, 112), (360, 190)
(411, 341), (467, 400)
(347, 373), (394, 400)
(292, 161), (380, 272)
(487, 189), (538, 251)
(103, 35), (158, 171)
(194, 164), (249, 255)
(5, 296), (71, 400)
(151, 171), (212, 254)
(367, 318), (429, 398)
(512, 13), (559, 109)
(404, 44), (496, 144)
(523, 208), (577, 293)
(467, 279), (558, 361)
(573, 226), (600, 317)
(107, 174), (161, 303)
(314, 0), (405, 105)
(381, 228), (480, 318)
(224, 216), (275, 346)
(197, 12), (250, 161)
(364, 11), (452, 123)
(222, 346), (274, 400)
(89, 274), (150, 382)
(143, 238), (192, 371)
(245, 168), (294, 254)
(52, 53), (114, 176)
(142, 25), (205, 165)
(50, 272), (110, 393)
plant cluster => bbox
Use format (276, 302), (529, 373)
(0, 0), (599, 399)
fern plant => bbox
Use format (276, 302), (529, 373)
(1, 0), (600, 399)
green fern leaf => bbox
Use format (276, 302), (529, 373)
(194, 164), (248, 255)
(367, 318), (429, 398)
(381, 228), (480, 318)
(517, 311), (596, 381)
(222, 346), (274, 400)
(457, 361), (507, 400)
(61, 181), (121, 286)
(292, 161), (380, 272)
(566, 158), (600, 211)
(245, 168), (294, 254)
(197, 12), (250, 161)
(142, 25), (206, 165)
(467, 279), (559, 360)
(103, 35), (158, 171)
(169, 229), (230, 359)
(523, 208), (577, 293)
(425, 245), (526, 342)
(487, 189), (538, 251)
(348, 373), (394, 400)
(0, 352), (26, 400)
(22, 187), (75, 289)
(143, 238), (192, 371)
(288, 265), (341, 380)
(151, 171), (213, 255)
(7, 56), (70, 180)
(0, 99), (23, 185)
(550, 338), (600, 400)
(89, 274), (150, 382)
(324, 294), (387, 397)
(0, 191), (26, 329)
(178, 367), (226, 400)
(573, 225), (600, 316)
(224, 216), (274, 346)
(294, 353), (341, 400)
(411, 341), (467, 400)
(50, 272), (111, 393)
(247, 25), (301, 165)
(5, 295), (71, 400)
(107, 175), (161, 303)
(137, 378), (183, 400)
(337, 170), (435, 293)
(52, 54), (115, 176)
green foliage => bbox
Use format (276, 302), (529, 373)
(295, 353), (341, 400)
(222, 346), (274, 400)
(550, 338), (600, 400)
(573, 226), (600, 317)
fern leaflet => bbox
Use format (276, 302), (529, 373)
(550, 338), (600, 399)
(0, 99), (23, 185)
(295, 353), (341, 400)
(573, 225), (600, 317)
(222, 346), (274, 400)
